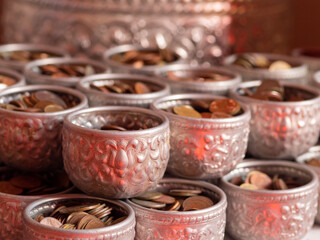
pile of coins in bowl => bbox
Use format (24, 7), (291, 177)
(0, 170), (71, 195)
(0, 50), (60, 62)
(0, 74), (16, 89)
(233, 53), (292, 71)
(37, 64), (97, 78)
(306, 158), (320, 167)
(131, 189), (214, 211)
(240, 79), (315, 101)
(166, 98), (242, 118)
(110, 49), (178, 68)
(166, 70), (231, 82)
(35, 202), (127, 230)
(0, 90), (79, 112)
(90, 80), (155, 94)
(230, 170), (302, 190)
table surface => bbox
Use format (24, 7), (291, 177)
(225, 224), (320, 239)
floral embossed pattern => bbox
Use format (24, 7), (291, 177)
(63, 110), (170, 199)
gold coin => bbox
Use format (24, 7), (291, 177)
(136, 191), (163, 200)
(167, 200), (181, 211)
(33, 100), (56, 111)
(269, 60), (291, 71)
(182, 195), (214, 211)
(173, 105), (202, 118)
(44, 104), (65, 113)
(239, 183), (259, 190)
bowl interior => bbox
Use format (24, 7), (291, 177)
(70, 110), (163, 131)
(164, 69), (234, 82)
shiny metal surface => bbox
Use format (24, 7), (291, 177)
(127, 178), (227, 240)
(151, 94), (251, 179)
(24, 57), (108, 88)
(230, 80), (320, 159)
(0, 43), (67, 72)
(0, 85), (88, 172)
(77, 73), (170, 108)
(155, 64), (241, 95)
(62, 106), (170, 199)
(220, 161), (319, 240)
(22, 194), (135, 240)
(224, 53), (308, 84)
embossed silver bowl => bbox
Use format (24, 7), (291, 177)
(312, 70), (320, 88)
(0, 167), (74, 240)
(0, 67), (25, 91)
(224, 53), (308, 84)
(151, 94), (251, 179)
(104, 44), (189, 76)
(62, 106), (170, 199)
(0, 85), (88, 172)
(22, 194), (135, 240)
(0, 43), (67, 72)
(229, 80), (320, 159)
(296, 145), (320, 224)
(220, 161), (319, 240)
(77, 73), (170, 108)
(127, 178), (227, 240)
(24, 57), (108, 88)
(155, 64), (241, 95)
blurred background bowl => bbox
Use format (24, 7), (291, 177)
(0, 67), (25, 91)
(151, 94), (250, 179)
(77, 73), (170, 108)
(230, 80), (320, 159)
(220, 161), (318, 240)
(0, 84), (88, 172)
(62, 106), (170, 199)
(127, 178), (227, 240)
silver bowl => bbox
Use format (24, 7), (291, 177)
(62, 106), (170, 199)
(0, 43), (67, 72)
(312, 71), (320, 88)
(292, 48), (320, 73)
(77, 73), (170, 108)
(229, 80), (320, 159)
(127, 178), (227, 240)
(155, 64), (241, 95)
(0, 67), (25, 91)
(103, 44), (189, 76)
(151, 94), (251, 179)
(0, 167), (74, 240)
(223, 53), (308, 84)
(220, 161), (319, 240)
(296, 145), (320, 224)
(22, 194), (135, 240)
(0, 85), (88, 172)
(24, 57), (108, 88)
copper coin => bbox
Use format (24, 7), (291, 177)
(44, 104), (65, 113)
(152, 194), (176, 204)
(167, 200), (181, 211)
(100, 124), (126, 131)
(182, 195), (214, 211)
(0, 181), (23, 195)
(169, 189), (202, 197)
(209, 98), (241, 115)
(247, 171), (272, 190)
(40, 217), (62, 228)
(131, 198), (166, 209)
(59, 204), (101, 214)
(134, 82), (151, 94)
(10, 175), (42, 189)
(136, 191), (163, 200)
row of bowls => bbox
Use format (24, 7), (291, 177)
(2, 160), (318, 240)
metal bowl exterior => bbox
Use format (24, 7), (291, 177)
(220, 161), (319, 240)
(76, 73), (170, 108)
(224, 53), (308, 84)
(312, 71), (320, 88)
(0, 67), (25, 91)
(151, 94), (251, 179)
(155, 64), (242, 95)
(0, 85), (88, 172)
(104, 44), (189, 76)
(292, 48), (320, 73)
(22, 194), (135, 240)
(296, 146), (320, 224)
(0, 167), (74, 240)
(24, 57), (108, 88)
(0, 43), (67, 72)
(127, 178), (227, 240)
(230, 81), (320, 159)
(62, 106), (170, 199)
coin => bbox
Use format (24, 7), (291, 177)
(239, 183), (259, 190)
(247, 171), (272, 190)
(169, 189), (202, 197)
(136, 191), (163, 200)
(10, 175), (42, 189)
(134, 82), (151, 94)
(0, 50), (60, 62)
(40, 217), (62, 228)
(59, 204), (101, 214)
(39, 64), (99, 78)
(182, 195), (214, 211)
(131, 198), (166, 209)
(209, 98), (241, 115)
(152, 194), (176, 204)
(173, 105), (202, 118)
(100, 124), (127, 131)
(306, 158), (320, 167)
(269, 60), (291, 71)
(0, 181), (23, 195)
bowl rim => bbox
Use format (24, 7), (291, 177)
(76, 73), (170, 100)
(229, 80), (320, 107)
(154, 64), (242, 88)
(0, 84), (88, 117)
(64, 105), (170, 136)
(103, 44), (189, 72)
(150, 93), (251, 123)
(24, 57), (108, 85)
(220, 160), (319, 195)
(292, 47), (320, 60)
(22, 194), (135, 235)
(126, 177), (227, 216)
(0, 67), (25, 87)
